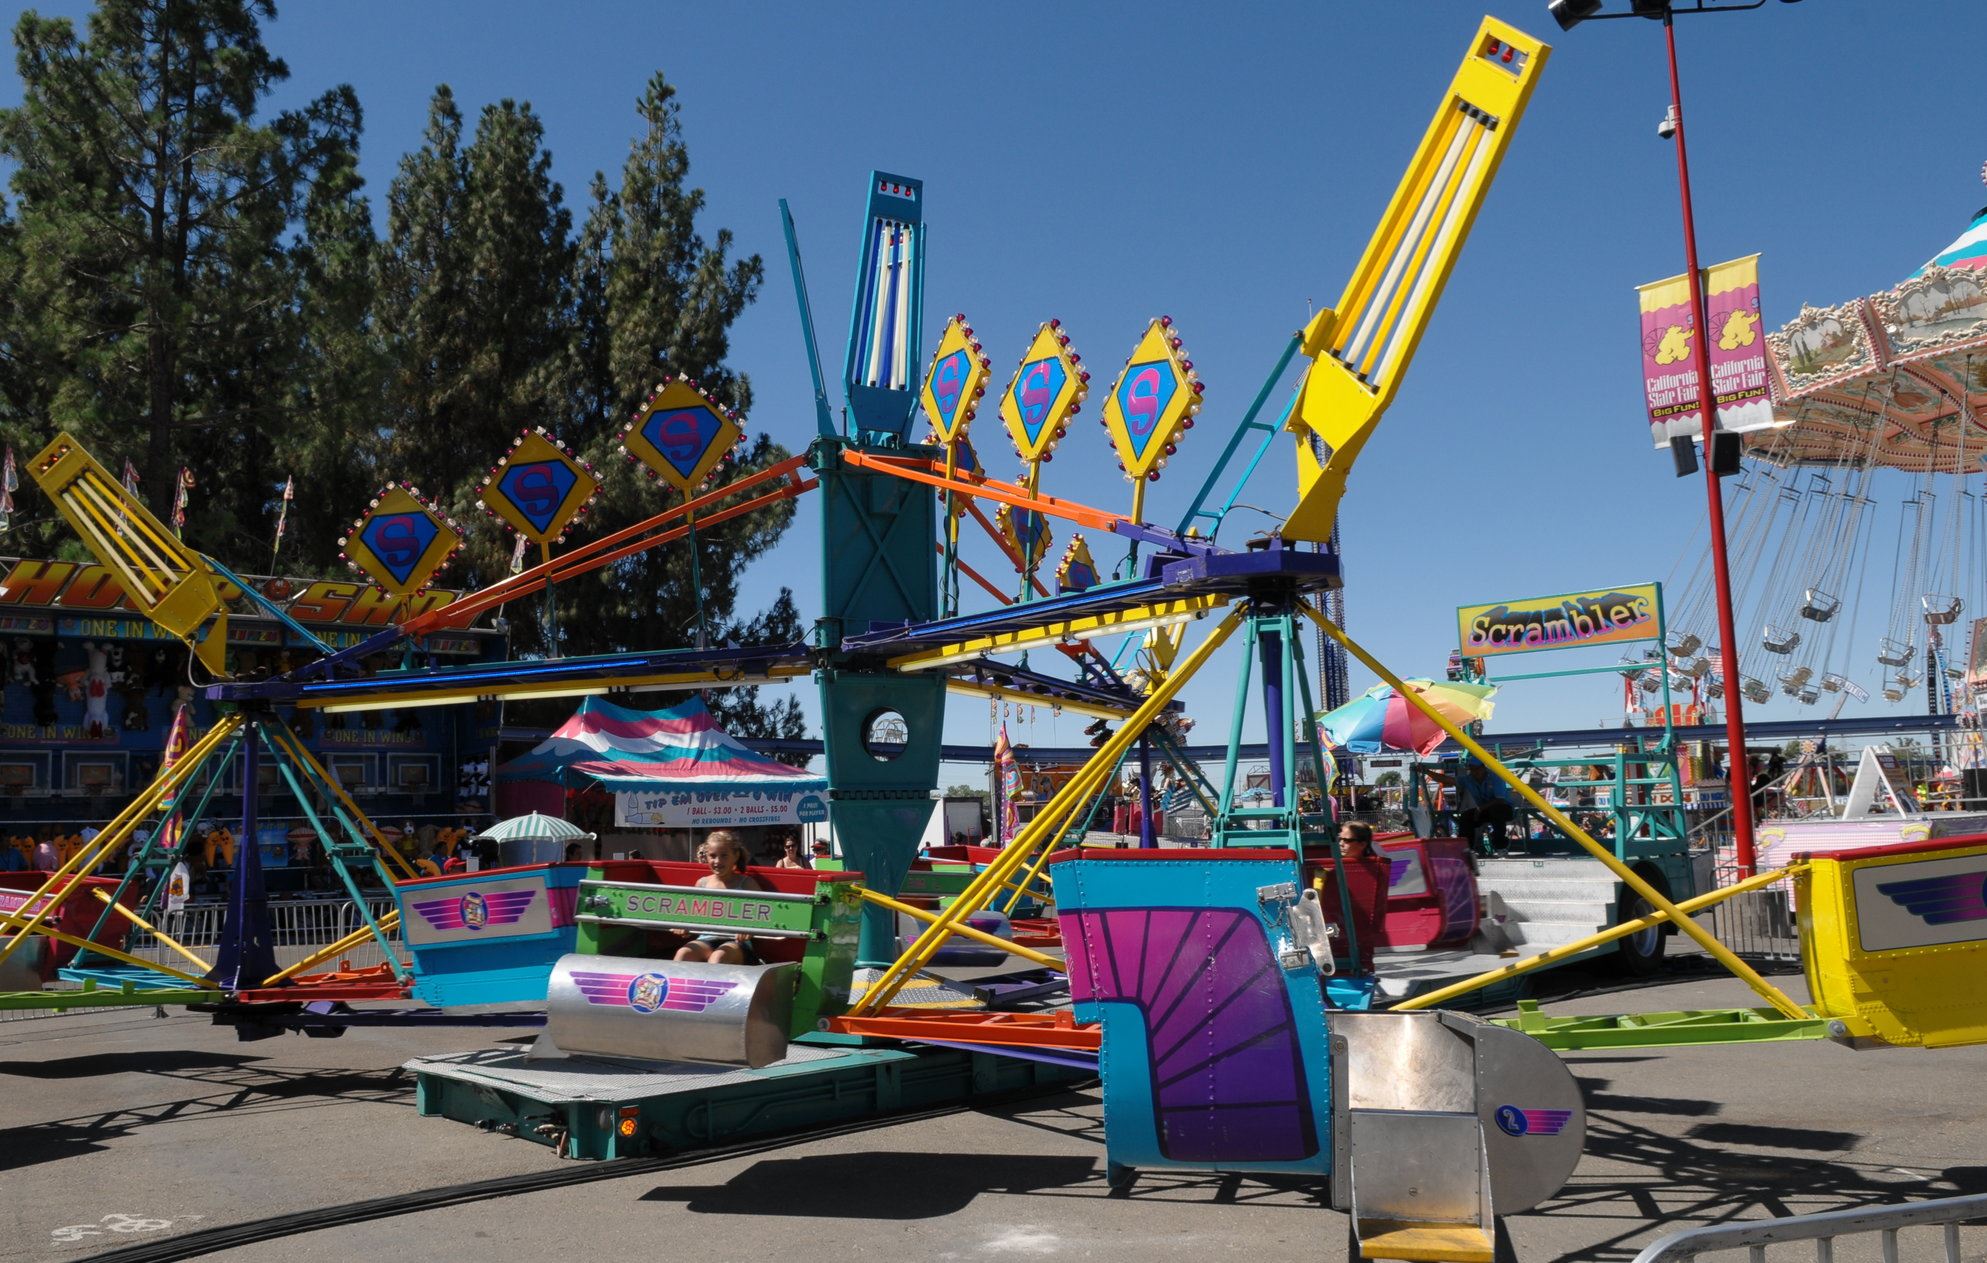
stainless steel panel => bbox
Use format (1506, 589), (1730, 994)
(534, 953), (794, 1069)
(1329, 1011), (1476, 1113)
(1471, 1020), (1586, 1214)
(1348, 1109), (1484, 1224)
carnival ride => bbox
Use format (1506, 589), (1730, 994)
(8, 15), (1987, 1261)
(1657, 184), (1987, 722)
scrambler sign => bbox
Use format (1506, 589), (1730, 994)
(1457, 583), (1661, 659)
(578, 882), (817, 936)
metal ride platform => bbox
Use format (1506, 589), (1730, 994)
(407, 1041), (1088, 1161)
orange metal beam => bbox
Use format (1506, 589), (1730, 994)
(823, 1009), (1100, 1052)
(842, 451), (1125, 532)
(942, 544), (1013, 604)
(406, 458), (815, 634)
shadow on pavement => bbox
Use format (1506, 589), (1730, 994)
(0, 1048), (267, 1079)
(0, 1063), (411, 1173)
(1521, 1082), (1987, 1262)
(641, 1151), (1101, 1218)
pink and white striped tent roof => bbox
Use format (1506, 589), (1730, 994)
(498, 696), (823, 792)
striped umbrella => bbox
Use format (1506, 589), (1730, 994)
(474, 812), (595, 843)
(1317, 679), (1498, 756)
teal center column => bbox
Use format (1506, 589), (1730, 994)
(812, 437), (946, 966)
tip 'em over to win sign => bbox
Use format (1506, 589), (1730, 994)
(1456, 582), (1661, 658)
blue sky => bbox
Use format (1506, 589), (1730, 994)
(7, 1), (1987, 771)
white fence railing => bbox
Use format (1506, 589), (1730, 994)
(3, 895), (402, 1022)
(1632, 1191), (1987, 1261)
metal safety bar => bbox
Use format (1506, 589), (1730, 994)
(1630, 1191), (1987, 1261)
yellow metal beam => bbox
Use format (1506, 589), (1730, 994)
(262, 910), (401, 987)
(854, 606), (1246, 1015)
(264, 726), (417, 883)
(887, 595), (1228, 673)
(87, 888), (213, 975)
(853, 887), (1062, 971)
(28, 433), (230, 674)
(1285, 18), (1549, 542)
(0, 714), (245, 968)
(299, 665), (809, 712)
(1394, 863), (1807, 1013)
(1300, 601), (1809, 1022)
(0, 910), (218, 989)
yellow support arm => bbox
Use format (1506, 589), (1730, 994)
(887, 595), (1228, 673)
(297, 665), (810, 713)
(854, 607), (1246, 1015)
(1394, 863), (1807, 1012)
(28, 433), (230, 674)
(1300, 601), (1809, 1021)
(0, 714), (245, 967)
(1285, 18), (1549, 542)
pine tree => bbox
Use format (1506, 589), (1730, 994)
(0, 0), (360, 555)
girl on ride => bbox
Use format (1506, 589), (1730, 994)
(673, 829), (765, 966)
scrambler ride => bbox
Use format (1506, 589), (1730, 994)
(7, 17), (1987, 1263)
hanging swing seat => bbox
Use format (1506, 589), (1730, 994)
(1922, 594), (1962, 625)
(1682, 656), (1712, 678)
(1796, 685), (1821, 705)
(1740, 677), (1771, 705)
(1820, 673), (1849, 693)
(1666, 631), (1703, 658)
(1882, 685), (1907, 703)
(1799, 589), (1841, 622)
(1778, 665), (1814, 689)
(1876, 638), (1916, 667)
(1636, 671), (1663, 694)
(1761, 624), (1801, 654)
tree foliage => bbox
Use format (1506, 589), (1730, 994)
(0, 4), (804, 744)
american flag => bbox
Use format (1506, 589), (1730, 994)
(171, 467), (194, 536)
(269, 474), (293, 564)
(0, 446), (15, 525)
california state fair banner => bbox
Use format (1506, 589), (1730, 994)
(615, 786), (830, 829)
(1637, 254), (1773, 447)
(1458, 583), (1661, 658)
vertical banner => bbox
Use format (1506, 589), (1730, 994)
(1637, 254), (1772, 447)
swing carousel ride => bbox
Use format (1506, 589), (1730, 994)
(1656, 177), (1987, 723)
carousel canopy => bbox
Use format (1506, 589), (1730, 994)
(497, 696), (824, 793)
(1758, 185), (1987, 473)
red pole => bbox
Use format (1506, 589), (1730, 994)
(1664, 14), (1756, 877)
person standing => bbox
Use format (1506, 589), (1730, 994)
(775, 834), (810, 869)
(1334, 821), (1391, 973)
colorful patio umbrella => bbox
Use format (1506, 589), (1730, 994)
(1317, 679), (1497, 756)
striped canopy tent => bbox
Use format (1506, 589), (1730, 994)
(498, 696), (823, 793)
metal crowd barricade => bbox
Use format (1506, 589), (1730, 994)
(4, 894), (402, 1022)
(1703, 857), (1802, 963)
(1631, 1191), (1987, 1261)
(121, 895), (402, 972)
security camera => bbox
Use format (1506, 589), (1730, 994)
(1657, 106), (1678, 140)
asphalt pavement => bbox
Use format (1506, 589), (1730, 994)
(4, 960), (1986, 1262)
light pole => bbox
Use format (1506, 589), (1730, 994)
(1550, 0), (1798, 878)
